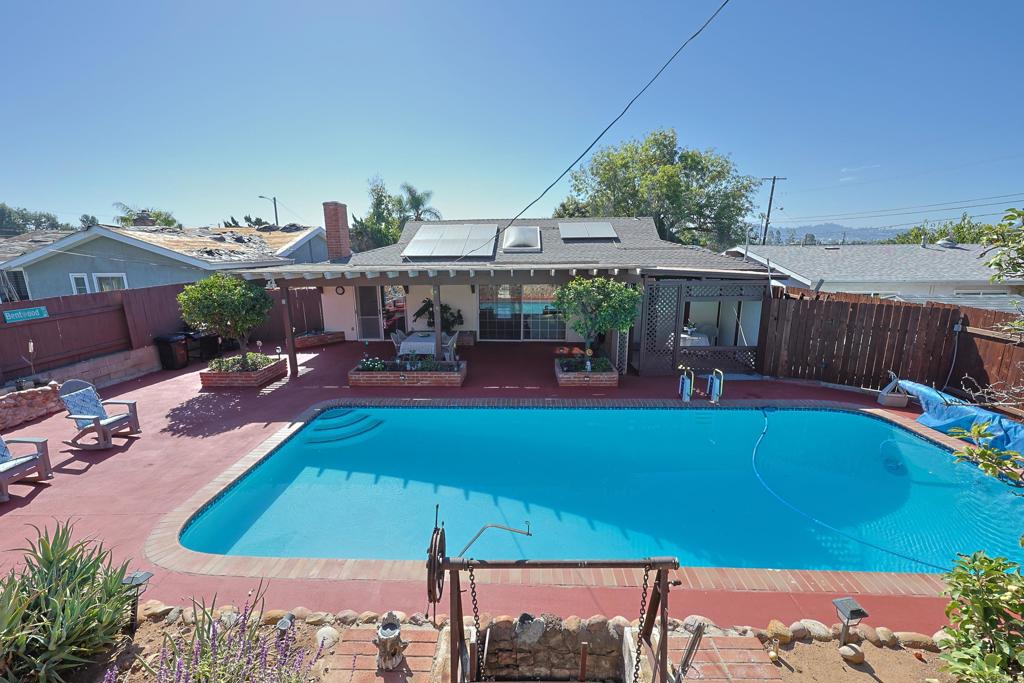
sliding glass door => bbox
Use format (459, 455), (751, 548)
(356, 286), (382, 340)
(478, 284), (565, 341)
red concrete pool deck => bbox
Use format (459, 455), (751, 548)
(0, 342), (957, 633)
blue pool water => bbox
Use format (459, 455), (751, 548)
(180, 408), (1024, 573)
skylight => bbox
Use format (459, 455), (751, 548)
(501, 226), (541, 252)
(558, 222), (617, 240)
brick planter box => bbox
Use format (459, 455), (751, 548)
(348, 361), (467, 387)
(294, 331), (346, 349)
(553, 360), (619, 388)
(200, 359), (287, 389)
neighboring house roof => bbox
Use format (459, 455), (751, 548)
(725, 243), (1017, 285)
(1, 224), (324, 271)
(0, 230), (76, 265)
(243, 217), (768, 279)
(891, 293), (1022, 313)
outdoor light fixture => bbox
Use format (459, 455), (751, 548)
(832, 597), (868, 645)
(256, 340), (263, 354)
(122, 570), (153, 635)
(265, 278), (277, 290)
(275, 611), (295, 639)
(275, 346), (282, 358)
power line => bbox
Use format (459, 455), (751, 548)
(448, 0), (733, 264)
(773, 198), (1024, 224)
(774, 191), (1024, 222)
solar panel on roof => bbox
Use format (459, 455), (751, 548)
(558, 222), (617, 240)
(401, 224), (498, 258)
(431, 238), (469, 256)
(401, 239), (436, 257)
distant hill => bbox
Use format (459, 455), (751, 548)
(756, 222), (905, 244)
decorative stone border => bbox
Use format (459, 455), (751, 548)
(347, 361), (467, 387)
(553, 360), (619, 387)
(199, 359), (287, 389)
(145, 397), (960, 596)
(294, 331), (346, 349)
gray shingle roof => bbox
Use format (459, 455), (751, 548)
(727, 243), (1017, 284)
(345, 217), (764, 273)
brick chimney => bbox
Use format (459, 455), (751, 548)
(323, 201), (351, 260)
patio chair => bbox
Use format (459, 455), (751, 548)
(390, 331), (407, 354)
(443, 332), (459, 362)
(58, 379), (141, 450)
(0, 434), (52, 503)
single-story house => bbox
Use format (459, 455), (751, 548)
(236, 202), (771, 377)
(725, 242), (1024, 312)
(0, 223), (327, 300)
(0, 230), (74, 302)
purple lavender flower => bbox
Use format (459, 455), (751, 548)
(102, 665), (118, 683)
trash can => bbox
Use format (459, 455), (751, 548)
(154, 333), (189, 370)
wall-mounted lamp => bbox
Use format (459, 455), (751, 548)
(265, 278), (277, 290)
(832, 597), (868, 645)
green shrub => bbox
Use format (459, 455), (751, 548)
(942, 551), (1024, 682)
(559, 356), (613, 372)
(0, 521), (131, 682)
(207, 352), (275, 373)
(357, 356), (387, 371)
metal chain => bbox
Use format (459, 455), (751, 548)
(632, 565), (651, 683)
(468, 564), (484, 680)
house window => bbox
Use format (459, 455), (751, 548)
(478, 284), (565, 341)
(93, 273), (128, 292)
(70, 273), (90, 295)
(953, 289), (1010, 296)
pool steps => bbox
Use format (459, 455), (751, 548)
(302, 411), (383, 443)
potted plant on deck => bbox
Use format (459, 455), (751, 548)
(178, 274), (280, 388)
(552, 276), (641, 387)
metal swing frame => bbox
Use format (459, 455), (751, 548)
(435, 556), (680, 683)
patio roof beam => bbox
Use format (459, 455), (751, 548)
(432, 283), (443, 358)
(280, 283), (299, 378)
(344, 271), (360, 279)
(386, 271), (399, 279)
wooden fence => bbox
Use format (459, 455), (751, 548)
(0, 283), (323, 382)
(758, 288), (1024, 393)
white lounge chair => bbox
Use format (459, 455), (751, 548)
(0, 434), (52, 502)
(390, 331), (407, 354)
(58, 379), (141, 450)
(443, 333), (459, 362)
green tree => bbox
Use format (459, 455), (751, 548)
(112, 202), (181, 228)
(981, 208), (1024, 280)
(0, 202), (72, 234)
(554, 129), (759, 249)
(885, 212), (992, 244)
(396, 183), (442, 224)
(350, 177), (404, 251)
(553, 276), (641, 351)
(177, 274), (273, 370)
(223, 215), (241, 227)
(552, 196), (590, 218)
(244, 214), (270, 228)
(79, 213), (98, 228)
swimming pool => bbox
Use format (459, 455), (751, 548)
(179, 407), (1024, 573)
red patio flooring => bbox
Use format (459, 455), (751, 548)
(0, 342), (949, 632)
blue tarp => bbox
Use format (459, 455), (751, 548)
(897, 380), (1024, 453)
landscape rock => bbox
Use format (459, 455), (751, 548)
(831, 623), (863, 644)
(261, 609), (289, 626)
(514, 614), (544, 645)
(800, 619), (833, 642)
(142, 600), (173, 621)
(164, 607), (183, 625)
(894, 631), (939, 652)
(357, 611), (379, 624)
(608, 616), (630, 637)
(181, 610), (196, 626)
(932, 629), (954, 650)
(292, 607), (312, 621)
(407, 612), (429, 626)
(875, 627), (897, 648)
(789, 621), (809, 641)
(220, 611), (239, 628)
(562, 616), (582, 635)
(766, 619), (793, 644)
(316, 626), (340, 649)
(489, 615), (517, 640)
(855, 623), (881, 648)
(306, 611), (332, 626)
(682, 614), (714, 634)
(753, 629), (770, 644)
(838, 644), (865, 665)
(335, 609), (360, 625)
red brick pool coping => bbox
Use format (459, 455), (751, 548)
(145, 397), (957, 599)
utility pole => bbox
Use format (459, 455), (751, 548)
(258, 195), (280, 227)
(759, 176), (786, 245)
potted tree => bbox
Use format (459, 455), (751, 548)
(177, 274), (280, 388)
(552, 276), (641, 387)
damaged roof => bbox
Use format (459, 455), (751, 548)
(1, 223), (324, 271)
(0, 230), (76, 264)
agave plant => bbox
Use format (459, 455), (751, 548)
(0, 521), (132, 682)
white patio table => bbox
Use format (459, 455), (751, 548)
(399, 331), (444, 356)
(678, 332), (711, 347)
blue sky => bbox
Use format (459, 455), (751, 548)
(2, 0), (1021, 232)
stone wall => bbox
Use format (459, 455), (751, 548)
(483, 614), (626, 682)
(0, 382), (63, 431)
(15, 346), (162, 390)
